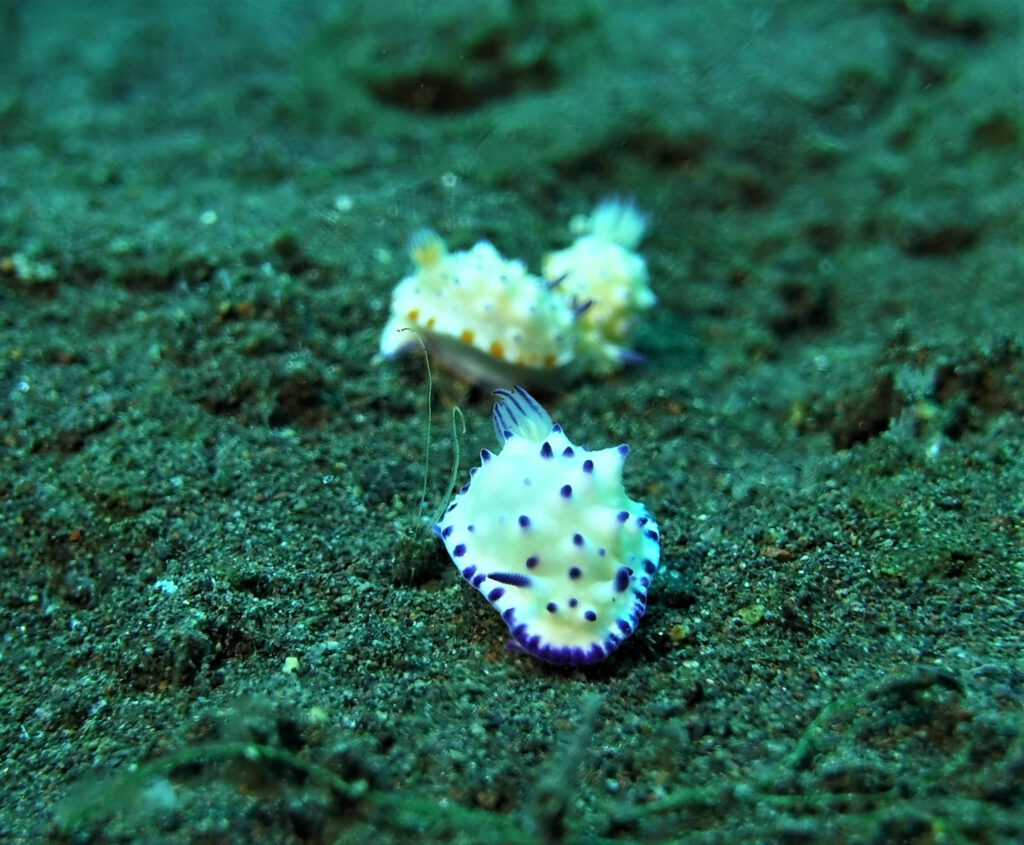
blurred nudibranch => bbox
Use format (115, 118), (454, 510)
(378, 230), (578, 388)
(543, 197), (656, 374)
(377, 198), (655, 386)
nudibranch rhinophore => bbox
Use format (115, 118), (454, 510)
(378, 230), (580, 388)
(434, 386), (661, 665)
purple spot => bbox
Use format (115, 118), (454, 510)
(489, 572), (531, 587)
(617, 619), (633, 635)
(569, 598), (579, 607)
(467, 524), (475, 532)
(582, 459), (594, 473)
(562, 446), (575, 457)
(614, 566), (631, 592)
(441, 525), (454, 538)
(616, 510), (629, 523)
(540, 441), (553, 459)
(453, 543), (467, 557)
(643, 558), (657, 574)
(481, 449), (493, 462)
(459, 483), (469, 494)
(526, 555), (540, 568)
(518, 514), (530, 528)
(617, 444), (630, 457)
(584, 610), (597, 622)
(462, 565), (477, 580)
(569, 566), (582, 579)
(637, 516), (649, 526)
(472, 573), (487, 587)
(487, 587), (505, 602)
(502, 608), (515, 622)
(560, 484), (572, 498)
(546, 602), (558, 613)
(572, 533), (584, 546)
(552, 424), (563, 433)
(598, 547), (606, 556)
(645, 529), (659, 542)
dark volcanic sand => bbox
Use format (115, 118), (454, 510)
(1, 2), (1022, 843)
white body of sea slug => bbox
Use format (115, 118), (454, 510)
(434, 386), (661, 665)
(379, 230), (579, 388)
(543, 198), (657, 373)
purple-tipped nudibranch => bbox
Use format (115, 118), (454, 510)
(435, 386), (661, 665)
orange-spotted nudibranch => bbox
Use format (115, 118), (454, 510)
(378, 230), (580, 388)
(379, 199), (656, 386)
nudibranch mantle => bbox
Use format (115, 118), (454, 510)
(434, 386), (661, 665)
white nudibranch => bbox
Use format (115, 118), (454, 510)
(378, 198), (656, 386)
(378, 230), (578, 388)
(434, 386), (661, 665)
(543, 197), (657, 373)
